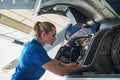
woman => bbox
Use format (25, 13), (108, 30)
(11, 21), (83, 80)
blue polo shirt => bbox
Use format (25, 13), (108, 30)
(11, 39), (52, 80)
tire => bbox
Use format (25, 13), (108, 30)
(93, 25), (120, 74)
(111, 32), (120, 73)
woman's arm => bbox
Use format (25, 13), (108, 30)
(42, 59), (83, 76)
(58, 61), (78, 67)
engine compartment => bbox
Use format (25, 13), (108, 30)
(55, 24), (120, 75)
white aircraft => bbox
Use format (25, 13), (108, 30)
(0, 0), (120, 79)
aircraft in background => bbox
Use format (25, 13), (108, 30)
(1, 0), (120, 79)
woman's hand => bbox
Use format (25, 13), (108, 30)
(65, 62), (78, 67)
(43, 59), (83, 76)
(60, 60), (83, 71)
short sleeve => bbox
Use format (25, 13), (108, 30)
(30, 46), (52, 66)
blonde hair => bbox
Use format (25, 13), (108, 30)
(33, 21), (55, 38)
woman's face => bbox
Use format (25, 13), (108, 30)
(45, 27), (56, 46)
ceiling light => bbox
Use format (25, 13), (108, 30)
(12, 0), (16, 4)
(0, 0), (4, 2)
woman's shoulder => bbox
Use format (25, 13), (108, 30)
(23, 39), (42, 51)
